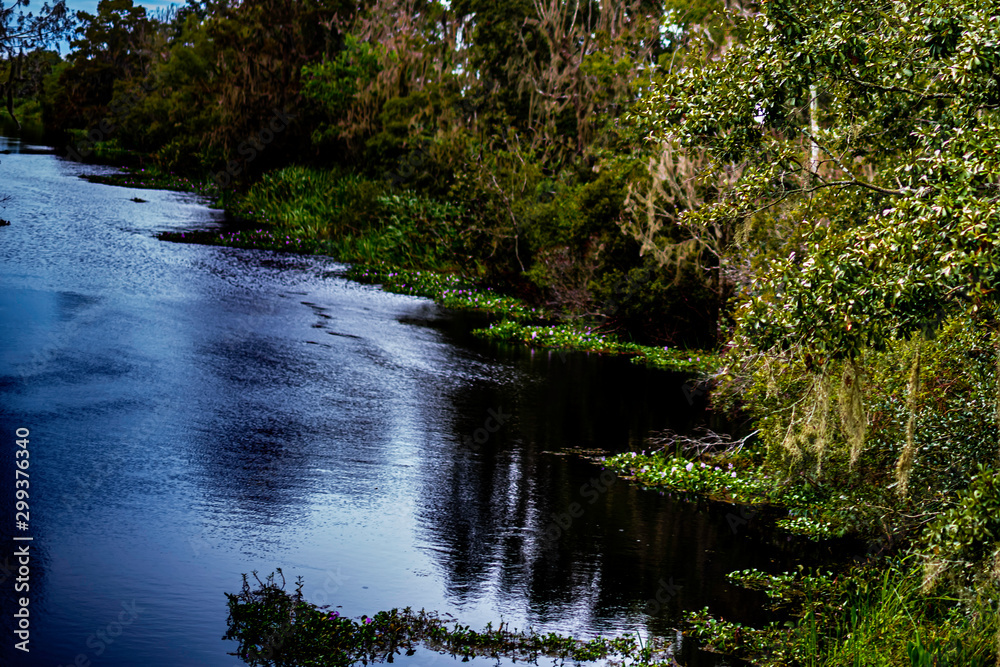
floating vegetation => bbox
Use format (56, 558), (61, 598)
(225, 570), (679, 667)
(346, 265), (718, 373)
(603, 450), (777, 505)
(84, 166), (219, 196)
(159, 229), (314, 253)
(346, 264), (537, 320)
(473, 320), (719, 373)
(775, 515), (837, 540)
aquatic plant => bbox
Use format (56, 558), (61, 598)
(225, 570), (678, 667)
(474, 320), (719, 373)
(345, 264), (538, 320)
(85, 166), (219, 197)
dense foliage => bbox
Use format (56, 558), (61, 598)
(11, 0), (1000, 662)
(14, 0), (733, 347)
(621, 0), (1000, 661)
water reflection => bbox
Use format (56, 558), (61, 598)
(411, 347), (782, 641)
(0, 134), (804, 667)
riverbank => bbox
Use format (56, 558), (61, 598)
(165, 227), (720, 374)
(117, 161), (720, 376)
(78, 164), (720, 375)
(20, 0), (1000, 659)
(97, 162), (1000, 666)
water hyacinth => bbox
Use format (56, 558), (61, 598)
(227, 571), (678, 666)
(163, 224), (716, 373)
(605, 451), (782, 506)
(346, 265), (537, 321)
(474, 319), (718, 373)
(85, 165), (220, 197)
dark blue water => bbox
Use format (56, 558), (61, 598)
(0, 137), (784, 666)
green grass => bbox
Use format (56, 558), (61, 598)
(226, 166), (472, 272)
(688, 557), (999, 667)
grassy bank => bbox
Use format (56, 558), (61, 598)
(139, 162), (720, 375)
(347, 265), (720, 373)
(108, 161), (1000, 666)
(686, 556), (998, 667)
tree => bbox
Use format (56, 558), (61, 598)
(634, 0), (1000, 362)
(629, 0), (1000, 488)
(200, 0), (347, 156)
(301, 0), (468, 157)
(0, 0), (73, 129)
(53, 0), (152, 128)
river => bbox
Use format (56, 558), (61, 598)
(0, 136), (789, 666)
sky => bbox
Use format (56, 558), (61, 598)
(64, 0), (176, 16)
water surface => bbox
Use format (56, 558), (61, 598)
(0, 138), (789, 666)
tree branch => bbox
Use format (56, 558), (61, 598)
(838, 73), (954, 101)
(804, 179), (906, 196)
(746, 178), (907, 218)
